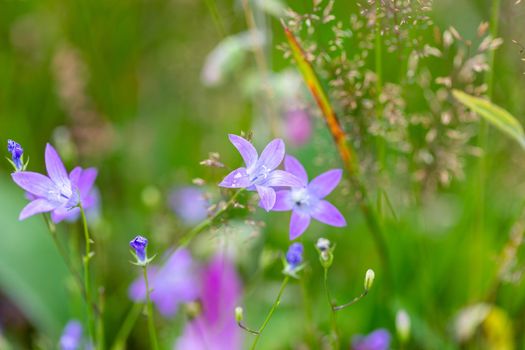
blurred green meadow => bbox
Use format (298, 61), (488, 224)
(1, 0), (525, 349)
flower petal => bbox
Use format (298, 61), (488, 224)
(45, 144), (70, 189)
(51, 206), (80, 223)
(308, 169), (343, 198)
(257, 138), (285, 171)
(19, 198), (57, 220)
(311, 200), (346, 227)
(284, 155), (308, 184)
(228, 134), (258, 169)
(69, 167), (82, 185)
(219, 168), (251, 188)
(270, 190), (293, 211)
(262, 170), (304, 188)
(77, 168), (98, 196)
(289, 210), (311, 240)
(256, 185), (276, 211)
(12, 172), (57, 198)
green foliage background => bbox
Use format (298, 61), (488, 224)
(1, 0), (525, 349)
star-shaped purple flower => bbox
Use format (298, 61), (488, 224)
(11, 143), (98, 223)
(271, 155), (346, 240)
(219, 134), (303, 211)
(352, 328), (391, 350)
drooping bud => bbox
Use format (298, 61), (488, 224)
(364, 269), (375, 291)
(235, 306), (244, 323)
(315, 237), (334, 268)
(396, 309), (411, 343)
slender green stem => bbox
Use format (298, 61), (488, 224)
(79, 205), (95, 346)
(323, 268), (339, 350)
(333, 290), (369, 311)
(42, 215), (87, 300)
(250, 276), (290, 350)
(143, 266), (160, 350)
(178, 189), (244, 247)
(110, 303), (142, 350)
(238, 322), (260, 335)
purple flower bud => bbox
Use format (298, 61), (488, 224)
(285, 242), (304, 269)
(7, 139), (24, 171)
(130, 235), (148, 263)
(59, 320), (83, 350)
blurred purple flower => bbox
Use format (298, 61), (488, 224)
(59, 320), (83, 350)
(219, 134), (303, 211)
(352, 329), (391, 350)
(130, 235), (148, 264)
(7, 139), (24, 171)
(129, 249), (199, 318)
(11, 144), (98, 223)
(271, 155), (346, 240)
(175, 255), (243, 350)
(285, 108), (312, 147)
(169, 187), (208, 225)
(286, 242), (304, 269)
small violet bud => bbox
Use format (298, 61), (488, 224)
(364, 269), (375, 291)
(286, 242), (304, 269)
(235, 306), (244, 323)
(130, 235), (149, 265)
(7, 139), (24, 172)
(396, 309), (411, 343)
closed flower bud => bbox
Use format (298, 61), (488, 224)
(185, 301), (203, 320)
(316, 237), (334, 268)
(396, 309), (411, 343)
(235, 306), (244, 323)
(364, 269), (375, 291)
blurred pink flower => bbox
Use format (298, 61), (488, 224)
(129, 249), (199, 318)
(174, 255), (244, 350)
(285, 107), (312, 147)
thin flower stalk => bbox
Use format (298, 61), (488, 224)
(249, 276), (289, 350)
(79, 204), (96, 346)
(143, 266), (160, 350)
(323, 267), (339, 349)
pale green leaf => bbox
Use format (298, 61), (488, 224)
(452, 90), (525, 148)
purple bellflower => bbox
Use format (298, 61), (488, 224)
(219, 134), (303, 211)
(129, 249), (199, 318)
(352, 329), (391, 350)
(11, 144), (98, 223)
(59, 320), (83, 350)
(271, 155), (347, 240)
(175, 255), (243, 350)
(7, 139), (24, 172)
